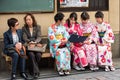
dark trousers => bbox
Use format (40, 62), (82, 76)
(27, 51), (41, 74)
(8, 52), (26, 74)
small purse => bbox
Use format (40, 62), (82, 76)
(27, 44), (47, 52)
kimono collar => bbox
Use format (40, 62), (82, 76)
(51, 23), (62, 29)
(96, 22), (107, 32)
(81, 20), (91, 27)
(96, 21), (105, 26)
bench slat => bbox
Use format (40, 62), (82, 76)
(42, 53), (51, 58)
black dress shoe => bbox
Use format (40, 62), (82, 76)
(20, 73), (28, 80)
(33, 73), (39, 79)
(11, 74), (16, 80)
(33, 74), (38, 79)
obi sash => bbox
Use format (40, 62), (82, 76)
(98, 31), (106, 38)
(98, 31), (106, 43)
(83, 33), (91, 37)
(55, 34), (63, 40)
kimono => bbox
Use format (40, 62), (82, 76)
(64, 22), (88, 67)
(80, 21), (98, 66)
(48, 24), (71, 71)
(95, 22), (114, 66)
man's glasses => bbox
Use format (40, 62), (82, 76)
(15, 23), (19, 26)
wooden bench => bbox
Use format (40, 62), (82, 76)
(2, 35), (52, 70)
(2, 52), (12, 70)
(2, 49), (52, 70)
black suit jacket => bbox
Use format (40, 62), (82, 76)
(22, 25), (41, 45)
(3, 29), (23, 54)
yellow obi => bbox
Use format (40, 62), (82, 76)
(83, 33), (91, 37)
(55, 34), (63, 40)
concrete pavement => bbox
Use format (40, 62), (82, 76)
(40, 69), (120, 80)
(0, 58), (120, 80)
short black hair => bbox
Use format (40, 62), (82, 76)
(7, 18), (18, 29)
(95, 11), (104, 18)
(54, 12), (64, 22)
(81, 11), (90, 20)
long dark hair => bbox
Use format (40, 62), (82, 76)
(24, 13), (37, 27)
(66, 12), (78, 28)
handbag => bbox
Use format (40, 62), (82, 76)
(27, 44), (47, 52)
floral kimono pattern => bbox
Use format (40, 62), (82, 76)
(80, 21), (98, 66)
(64, 23), (88, 67)
(95, 22), (114, 66)
(64, 23), (82, 35)
(48, 24), (71, 71)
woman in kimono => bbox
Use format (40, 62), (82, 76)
(95, 11), (115, 71)
(64, 12), (88, 70)
(80, 11), (99, 71)
(48, 13), (71, 75)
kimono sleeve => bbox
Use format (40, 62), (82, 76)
(63, 27), (70, 40)
(88, 24), (99, 43)
(92, 25), (99, 43)
(103, 24), (114, 43)
(48, 27), (61, 57)
(48, 27), (60, 45)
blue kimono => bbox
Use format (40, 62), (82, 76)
(48, 24), (71, 71)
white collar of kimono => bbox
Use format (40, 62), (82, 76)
(81, 20), (90, 26)
(96, 22), (104, 26)
(54, 24), (63, 28)
(96, 22), (107, 32)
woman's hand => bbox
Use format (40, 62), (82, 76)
(79, 42), (83, 45)
(61, 38), (67, 44)
(29, 41), (36, 48)
(15, 42), (22, 50)
(84, 40), (91, 45)
(29, 44), (35, 48)
(70, 43), (74, 51)
(36, 43), (42, 47)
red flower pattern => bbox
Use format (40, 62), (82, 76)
(50, 35), (54, 40)
(109, 32), (112, 37)
(101, 57), (106, 63)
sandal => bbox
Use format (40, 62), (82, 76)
(110, 66), (115, 71)
(64, 70), (70, 75)
(58, 69), (64, 76)
(105, 66), (110, 72)
(73, 65), (81, 70)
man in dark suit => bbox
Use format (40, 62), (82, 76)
(3, 18), (28, 80)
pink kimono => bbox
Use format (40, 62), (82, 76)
(64, 22), (88, 67)
(80, 21), (98, 66)
(95, 22), (114, 66)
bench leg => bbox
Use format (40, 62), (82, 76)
(6, 61), (12, 71)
